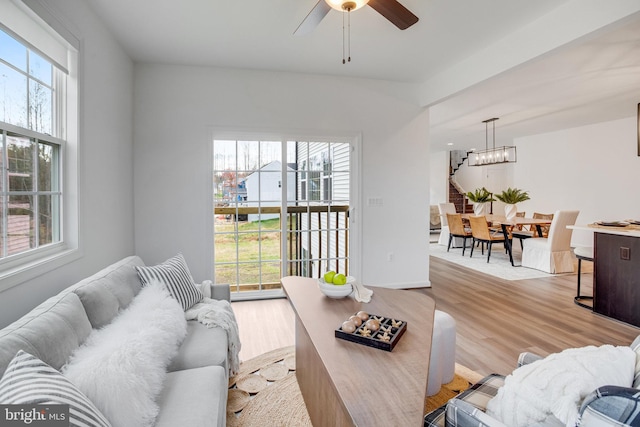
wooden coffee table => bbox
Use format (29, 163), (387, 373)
(281, 276), (435, 427)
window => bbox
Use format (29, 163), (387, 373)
(1, 132), (60, 257)
(0, 2), (79, 289)
(0, 27), (62, 260)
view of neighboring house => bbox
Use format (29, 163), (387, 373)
(244, 160), (295, 222)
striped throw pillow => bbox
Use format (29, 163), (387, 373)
(135, 254), (203, 310)
(0, 350), (111, 427)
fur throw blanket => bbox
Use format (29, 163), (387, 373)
(63, 281), (187, 427)
(185, 297), (241, 376)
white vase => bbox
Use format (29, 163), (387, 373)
(504, 204), (517, 221)
(473, 203), (488, 216)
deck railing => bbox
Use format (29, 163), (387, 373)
(214, 204), (349, 292)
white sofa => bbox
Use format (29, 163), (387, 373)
(0, 256), (231, 426)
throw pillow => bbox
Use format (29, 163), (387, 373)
(486, 344), (636, 427)
(135, 253), (203, 310)
(63, 281), (187, 427)
(0, 350), (111, 427)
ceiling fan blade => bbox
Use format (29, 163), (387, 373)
(367, 0), (419, 30)
(294, 1), (332, 35)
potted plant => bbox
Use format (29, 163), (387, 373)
(495, 187), (530, 220)
(465, 187), (495, 216)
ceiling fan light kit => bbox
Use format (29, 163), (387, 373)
(295, 0), (418, 63)
(326, 0), (369, 12)
(468, 118), (517, 167)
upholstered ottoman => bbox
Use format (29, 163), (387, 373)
(427, 310), (457, 396)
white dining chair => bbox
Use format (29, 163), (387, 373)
(521, 210), (580, 273)
(437, 203), (457, 246)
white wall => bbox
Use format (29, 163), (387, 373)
(133, 65), (430, 288)
(514, 116), (640, 247)
(0, 0), (135, 327)
(429, 150), (448, 205)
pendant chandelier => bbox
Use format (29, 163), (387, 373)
(468, 118), (517, 166)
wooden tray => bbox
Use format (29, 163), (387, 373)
(335, 313), (407, 352)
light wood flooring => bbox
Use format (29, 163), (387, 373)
(232, 256), (640, 377)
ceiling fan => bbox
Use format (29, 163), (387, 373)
(294, 0), (419, 36)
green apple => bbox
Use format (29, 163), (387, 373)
(333, 273), (347, 285)
(323, 270), (336, 284)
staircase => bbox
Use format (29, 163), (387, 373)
(449, 150), (471, 176)
(449, 180), (473, 214)
(448, 150), (473, 214)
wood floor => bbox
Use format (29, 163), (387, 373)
(232, 256), (640, 377)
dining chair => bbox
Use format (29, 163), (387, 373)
(511, 211), (553, 248)
(521, 210), (579, 273)
(533, 212), (554, 237)
(468, 216), (506, 263)
(446, 213), (472, 255)
(437, 203), (457, 246)
(503, 211), (526, 237)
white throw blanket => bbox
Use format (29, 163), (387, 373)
(486, 345), (636, 427)
(353, 281), (373, 303)
(185, 297), (241, 376)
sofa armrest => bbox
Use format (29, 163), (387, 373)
(203, 280), (230, 302)
(517, 351), (543, 367)
(445, 399), (510, 427)
(425, 374), (507, 427)
(579, 385), (640, 426)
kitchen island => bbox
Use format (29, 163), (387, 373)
(570, 224), (640, 327)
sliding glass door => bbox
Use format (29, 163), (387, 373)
(213, 139), (353, 300)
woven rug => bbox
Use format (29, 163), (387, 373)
(227, 346), (484, 426)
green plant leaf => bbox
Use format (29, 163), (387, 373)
(495, 187), (530, 204)
(465, 187), (496, 203)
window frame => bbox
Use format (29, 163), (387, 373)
(0, 4), (81, 292)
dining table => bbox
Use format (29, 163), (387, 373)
(461, 214), (554, 266)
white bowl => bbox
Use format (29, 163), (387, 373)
(318, 276), (355, 290)
(317, 281), (353, 299)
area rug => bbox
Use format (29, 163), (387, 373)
(226, 346), (484, 426)
(429, 242), (577, 281)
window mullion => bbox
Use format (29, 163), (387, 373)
(33, 139), (39, 249)
(1, 130), (6, 257)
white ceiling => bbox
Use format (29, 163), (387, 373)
(86, 0), (640, 152)
(429, 13), (640, 152)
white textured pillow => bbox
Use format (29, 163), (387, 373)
(63, 281), (187, 427)
(486, 345), (636, 427)
(0, 350), (111, 427)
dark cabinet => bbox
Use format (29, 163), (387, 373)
(594, 232), (640, 327)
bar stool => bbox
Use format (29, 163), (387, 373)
(574, 246), (594, 309)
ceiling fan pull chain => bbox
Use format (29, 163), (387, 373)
(347, 9), (351, 62)
(342, 10), (346, 64)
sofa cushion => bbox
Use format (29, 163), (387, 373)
(0, 350), (111, 427)
(0, 292), (91, 376)
(154, 366), (227, 427)
(70, 256), (145, 328)
(135, 254), (203, 310)
(167, 321), (228, 373)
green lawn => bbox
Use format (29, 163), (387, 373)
(214, 218), (284, 286)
